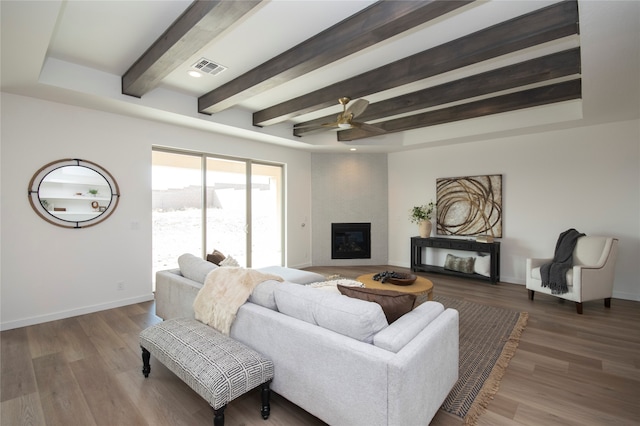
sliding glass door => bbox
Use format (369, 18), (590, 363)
(250, 162), (283, 268)
(152, 148), (283, 279)
(152, 151), (203, 272)
(205, 157), (247, 266)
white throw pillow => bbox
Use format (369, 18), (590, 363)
(474, 255), (491, 277)
(219, 255), (240, 267)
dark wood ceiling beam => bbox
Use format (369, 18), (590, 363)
(294, 48), (581, 136)
(256, 0), (579, 127)
(122, 0), (261, 98)
(197, 0), (475, 114)
(337, 79), (582, 141)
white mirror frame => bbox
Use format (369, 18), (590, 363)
(28, 158), (120, 229)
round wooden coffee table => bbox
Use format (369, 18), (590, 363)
(356, 273), (434, 307)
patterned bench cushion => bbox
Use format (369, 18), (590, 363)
(139, 317), (274, 409)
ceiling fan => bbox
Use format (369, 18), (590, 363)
(294, 97), (385, 134)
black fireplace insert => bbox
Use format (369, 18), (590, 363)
(331, 223), (371, 259)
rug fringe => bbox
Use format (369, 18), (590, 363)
(463, 311), (529, 425)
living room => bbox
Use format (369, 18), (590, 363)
(3, 91), (638, 331)
(1, 0), (639, 332)
(2, 1), (640, 424)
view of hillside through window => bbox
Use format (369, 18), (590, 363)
(152, 150), (282, 282)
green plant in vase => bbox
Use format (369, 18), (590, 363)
(409, 201), (434, 224)
(88, 189), (98, 196)
(410, 201), (435, 237)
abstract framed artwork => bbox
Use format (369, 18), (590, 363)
(436, 174), (502, 237)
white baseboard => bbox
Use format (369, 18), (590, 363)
(613, 290), (640, 301)
(502, 275), (524, 285)
(0, 293), (155, 331)
(286, 262), (313, 270)
(387, 259), (410, 268)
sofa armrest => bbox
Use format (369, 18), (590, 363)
(155, 269), (202, 320)
(572, 259), (616, 302)
(256, 265), (326, 284)
(388, 308), (459, 425)
(374, 301), (444, 352)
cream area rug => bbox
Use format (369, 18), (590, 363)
(434, 295), (528, 425)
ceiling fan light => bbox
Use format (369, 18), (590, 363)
(338, 123), (352, 129)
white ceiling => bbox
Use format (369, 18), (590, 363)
(1, 0), (639, 153)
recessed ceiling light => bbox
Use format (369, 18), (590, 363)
(187, 70), (202, 78)
(350, 148), (357, 151)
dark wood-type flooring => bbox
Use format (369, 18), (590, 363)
(2, 266), (639, 425)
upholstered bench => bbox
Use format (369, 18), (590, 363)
(139, 318), (274, 426)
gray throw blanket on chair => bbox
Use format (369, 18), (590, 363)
(540, 228), (585, 294)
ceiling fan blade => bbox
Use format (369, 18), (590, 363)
(345, 99), (369, 118)
(322, 121), (339, 128)
(294, 98), (368, 136)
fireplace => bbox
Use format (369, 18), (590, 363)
(331, 223), (371, 259)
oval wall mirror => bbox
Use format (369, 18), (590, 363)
(28, 159), (120, 228)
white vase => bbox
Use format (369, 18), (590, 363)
(418, 220), (432, 238)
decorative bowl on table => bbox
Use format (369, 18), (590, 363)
(373, 271), (417, 286)
(388, 273), (417, 286)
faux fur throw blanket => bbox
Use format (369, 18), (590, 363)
(540, 228), (585, 294)
(193, 267), (283, 335)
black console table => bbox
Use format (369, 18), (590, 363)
(411, 237), (501, 283)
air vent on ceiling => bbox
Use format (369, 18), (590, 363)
(191, 58), (227, 76)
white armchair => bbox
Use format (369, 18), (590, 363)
(526, 236), (619, 314)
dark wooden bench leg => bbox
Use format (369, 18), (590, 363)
(213, 405), (226, 426)
(261, 380), (272, 420)
(141, 347), (151, 377)
(528, 290), (535, 300)
(604, 297), (611, 308)
(575, 302), (583, 314)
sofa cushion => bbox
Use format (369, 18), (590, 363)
(206, 249), (226, 265)
(531, 266), (574, 286)
(274, 282), (388, 343)
(373, 301), (445, 353)
(337, 285), (416, 323)
(178, 253), (217, 284)
(444, 254), (475, 274)
(248, 280), (281, 310)
(256, 266), (326, 284)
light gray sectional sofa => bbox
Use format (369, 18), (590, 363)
(155, 254), (459, 426)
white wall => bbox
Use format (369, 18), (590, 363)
(311, 153), (388, 266)
(0, 93), (313, 330)
(388, 119), (640, 301)
(2, 93), (638, 332)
